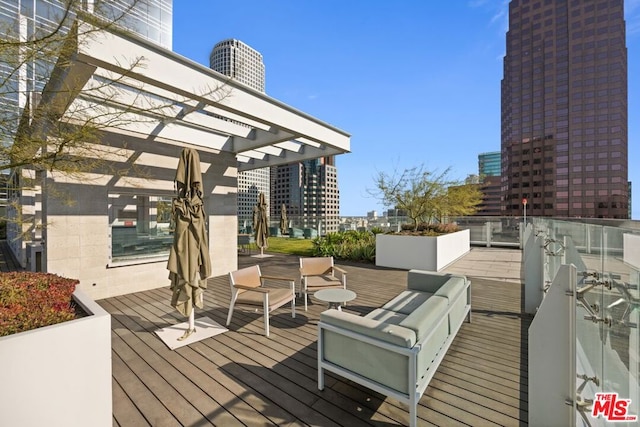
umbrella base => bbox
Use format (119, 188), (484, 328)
(154, 316), (228, 350)
(251, 247), (274, 258)
(177, 328), (196, 341)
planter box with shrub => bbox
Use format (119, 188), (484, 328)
(376, 228), (470, 271)
(0, 272), (112, 427)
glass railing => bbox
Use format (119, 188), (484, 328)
(526, 218), (640, 426)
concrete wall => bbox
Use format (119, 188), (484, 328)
(42, 136), (238, 300)
(375, 229), (470, 271)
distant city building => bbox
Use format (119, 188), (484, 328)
(476, 176), (502, 216)
(367, 211), (378, 220)
(386, 208), (408, 218)
(271, 157), (340, 234)
(209, 39), (342, 231)
(629, 182), (633, 219)
(501, 0), (628, 218)
(209, 39), (270, 222)
(210, 39), (265, 92)
(476, 153), (501, 216)
(478, 152), (501, 177)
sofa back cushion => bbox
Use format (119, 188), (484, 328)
(400, 295), (449, 379)
(407, 270), (466, 294)
(432, 276), (467, 333)
(399, 296), (448, 341)
(381, 290), (434, 315)
(366, 308), (409, 325)
(320, 309), (416, 347)
(433, 276), (466, 301)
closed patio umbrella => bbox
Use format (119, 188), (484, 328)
(167, 148), (211, 337)
(254, 193), (269, 256)
(279, 203), (288, 236)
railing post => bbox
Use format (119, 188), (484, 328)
(485, 222), (491, 247)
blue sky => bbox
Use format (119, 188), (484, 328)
(173, 1), (640, 219)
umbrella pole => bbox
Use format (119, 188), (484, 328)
(178, 309), (196, 341)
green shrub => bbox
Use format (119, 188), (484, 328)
(0, 272), (79, 336)
(370, 226), (385, 235)
(312, 230), (376, 263)
(397, 222), (460, 236)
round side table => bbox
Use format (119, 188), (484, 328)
(313, 289), (356, 311)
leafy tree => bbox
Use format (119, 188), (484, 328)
(368, 165), (481, 230)
(433, 182), (483, 223)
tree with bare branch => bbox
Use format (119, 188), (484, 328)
(0, 1), (232, 239)
(368, 164), (482, 230)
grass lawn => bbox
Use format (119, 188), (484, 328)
(266, 237), (315, 256)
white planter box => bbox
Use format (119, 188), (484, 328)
(376, 229), (470, 271)
(0, 289), (112, 427)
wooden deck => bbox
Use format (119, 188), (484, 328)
(101, 253), (531, 427)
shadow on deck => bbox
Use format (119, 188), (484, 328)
(101, 251), (530, 426)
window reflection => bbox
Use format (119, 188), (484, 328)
(109, 194), (174, 263)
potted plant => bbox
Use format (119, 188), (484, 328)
(368, 165), (479, 271)
(0, 272), (112, 427)
(376, 223), (470, 270)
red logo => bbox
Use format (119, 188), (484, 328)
(591, 393), (637, 422)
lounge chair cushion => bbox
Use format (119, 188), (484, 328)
(236, 288), (293, 309)
(305, 274), (342, 288)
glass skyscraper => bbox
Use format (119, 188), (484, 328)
(501, 0), (628, 218)
(0, 0), (172, 134)
(479, 151), (501, 177)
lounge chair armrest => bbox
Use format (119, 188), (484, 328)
(333, 266), (347, 275)
(233, 284), (269, 293)
(261, 274), (296, 282)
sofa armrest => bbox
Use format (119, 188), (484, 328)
(407, 269), (467, 293)
(320, 309), (416, 348)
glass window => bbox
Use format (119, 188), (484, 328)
(109, 193), (175, 263)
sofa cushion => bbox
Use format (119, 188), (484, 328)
(366, 308), (408, 325)
(434, 276), (466, 301)
(407, 270), (466, 294)
(320, 309), (416, 348)
(382, 290), (435, 315)
(399, 295), (448, 340)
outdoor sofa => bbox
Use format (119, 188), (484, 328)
(317, 270), (471, 427)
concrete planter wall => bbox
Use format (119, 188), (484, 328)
(376, 229), (470, 271)
(0, 289), (112, 427)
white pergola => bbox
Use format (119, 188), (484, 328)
(33, 22), (350, 171)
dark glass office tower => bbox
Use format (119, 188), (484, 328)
(501, 0), (628, 218)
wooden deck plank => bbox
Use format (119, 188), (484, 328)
(109, 293), (288, 426)
(101, 252), (529, 426)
